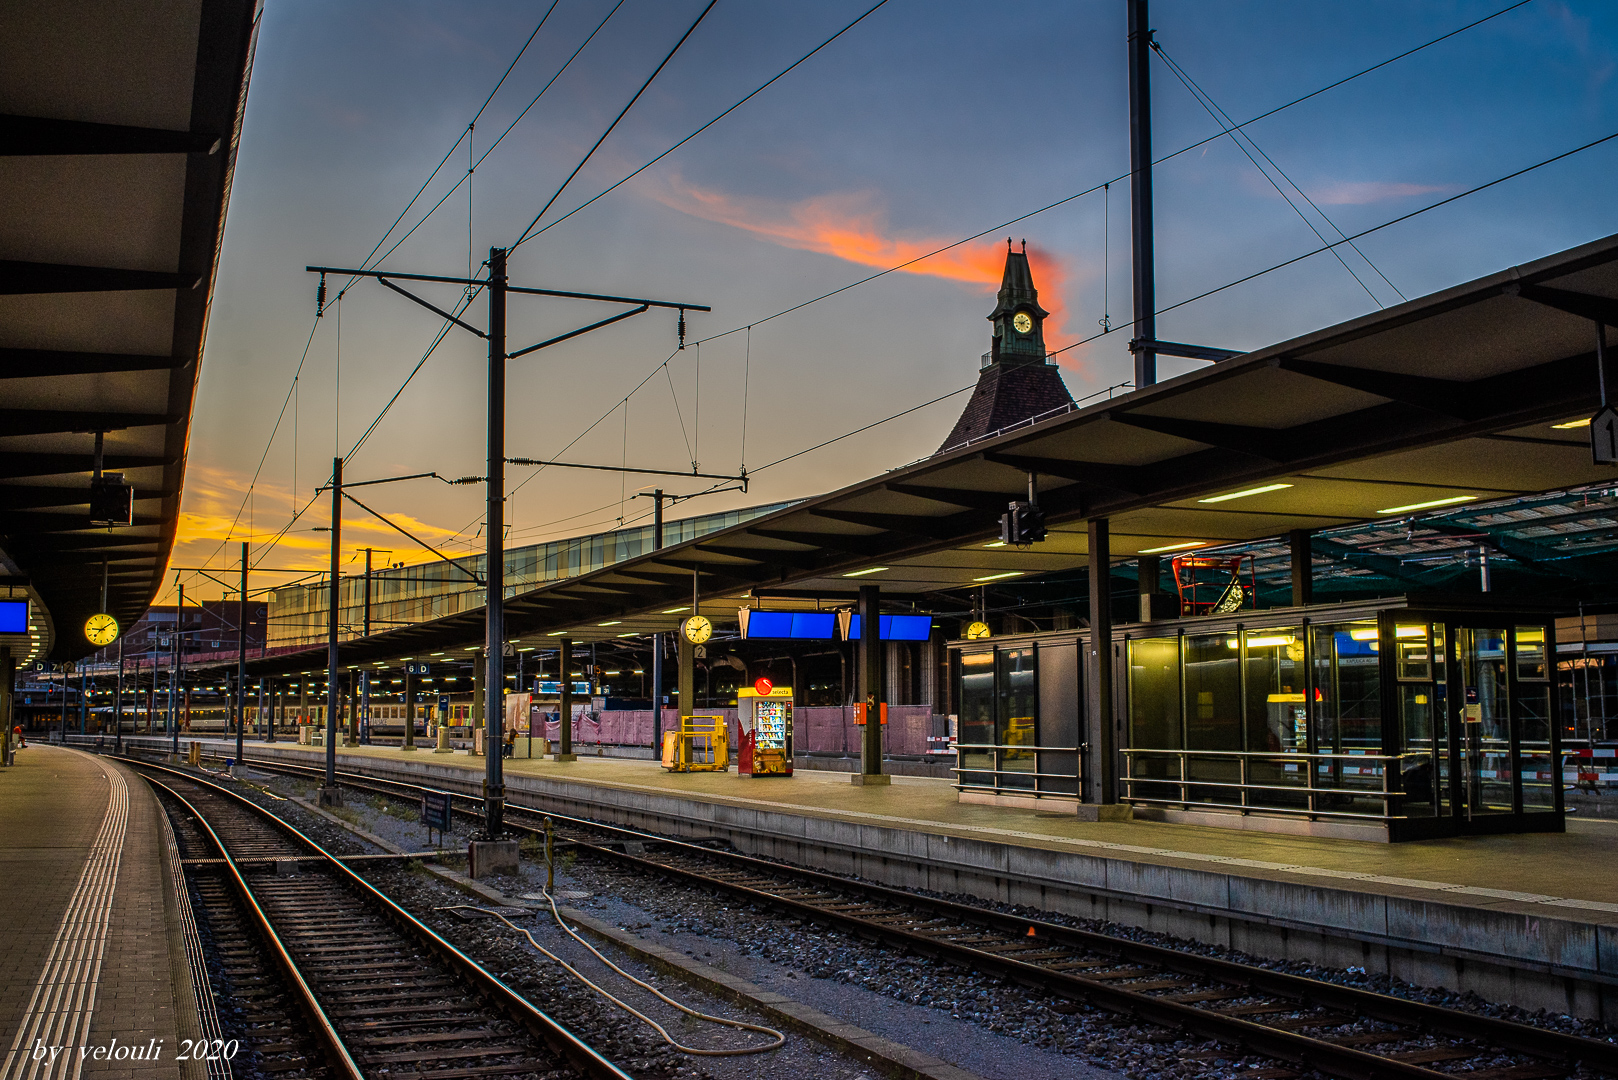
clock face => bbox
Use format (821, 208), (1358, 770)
(85, 613), (119, 646)
(1012, 311), (1034, 334)
(965, 620), (992, 640)
(681, 615), (713, 644)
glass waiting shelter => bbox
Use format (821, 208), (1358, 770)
(950, 598), (1562, 841)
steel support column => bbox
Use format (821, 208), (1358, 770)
(556, 638), (575, 761)
(236, 541), (247, 766)
(1087, 518), (1116, 805)
(856, 583), (888, 784)
(1128, 0), (1157, 388)
(484, 247), (508, 836)
(324, 456), (341, 789)
(1289, 529), (1314, 607)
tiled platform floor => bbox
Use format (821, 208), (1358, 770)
(0, 745), (199, 1080)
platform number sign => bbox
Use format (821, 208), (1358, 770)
(405, 662), (429, 675)
(1593, 406), (1618, 466)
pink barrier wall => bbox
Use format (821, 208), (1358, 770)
(531, 703), (938, 756)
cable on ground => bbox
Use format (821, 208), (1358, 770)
(435, 898), (786, 1057)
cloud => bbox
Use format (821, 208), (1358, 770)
(170, 463), (467, 596)
(645, 175), (1082, 358)
(1303, 180), (1454, 206)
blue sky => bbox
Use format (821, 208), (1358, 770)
(176, 0), (1618, 592)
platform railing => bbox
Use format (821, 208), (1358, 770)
(1122, 747), (1405, 820)
(952, 742), (1084, 797)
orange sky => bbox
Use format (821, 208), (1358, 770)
(648, 175), (1081, 353)
(168, 462), (467, 602)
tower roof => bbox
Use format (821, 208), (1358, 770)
(988, 245), (1051, 321)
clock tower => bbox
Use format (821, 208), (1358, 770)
(988, 240), (1050, 364)
(937, 240), (1074, 453)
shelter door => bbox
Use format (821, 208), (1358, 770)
(1453, 628), (1513, 818)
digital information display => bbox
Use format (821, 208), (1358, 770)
(844, 614), (933, 641)
(742, 611), (836, 639)
(0, 600), (27, 635)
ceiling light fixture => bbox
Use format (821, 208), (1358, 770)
(843, 567), (888, 577)
(1198, 483), (1293, 504)
(1377, 495), (1476, 514)
(1139, 541), (1206, 554)
(1552, 418), (1592, 429)
(973, 571), (1023, 582)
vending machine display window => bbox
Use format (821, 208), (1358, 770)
(738, 686), (794, 777)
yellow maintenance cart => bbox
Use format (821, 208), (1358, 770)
(661, 715), (729, 772)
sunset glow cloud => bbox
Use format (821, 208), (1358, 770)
(169, 463), (467, 599)
(648, 176), (1081, 355)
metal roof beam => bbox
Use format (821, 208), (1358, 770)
(695, 543), (820, 570)
(0, 113), (222, 156)
(0, 453), (169, 480)
(747, 527), (893, 557)
(0, 259), (200, 294)
(883, 482), (1015, 510)
(1106, 414), (1289, 461)
(807, 508), (968, 540)
(0, 409), (169, 435)
(1510, 283), (1618, 326)
(1278, 358), (1481, 420)
(0, 347), (177, 379)
(980, 453), (1147, 493)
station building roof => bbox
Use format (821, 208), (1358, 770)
(244, 231), (1618, 676)
(0, 1), (261, 663)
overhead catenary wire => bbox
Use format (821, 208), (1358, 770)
(511, 0), (719, 249)
(1151, 40), (1403, 306)
(1047, 122), (1618, 360)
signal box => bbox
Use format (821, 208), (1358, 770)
(736, 685), (793, 777)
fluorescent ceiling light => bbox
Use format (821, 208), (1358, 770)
(1198, 483), (1293, 504)
(598, 620), (621, 626)
(1377, 495), (1476, 514)
(973, 571), (1023, 582)
(617, 633), (637, 638)
(661, 606), (689, 614)
(983, 541), (1006, 548)
(1552, 418), (1592, 429)
(844, 566), (888, 577)
(1139, 541), (1206, 554)
(546, 631), (567, 636)
(1230, 633), (1296, 649)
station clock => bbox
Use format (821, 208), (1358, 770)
(1012, 311), (1034, 334)
(680, 615), (713, 644)
(85, 612), (119, 646)
(964, 620), (992, 640)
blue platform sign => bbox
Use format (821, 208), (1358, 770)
(420, 789), (452, 832)
(438, 694), (450, 720)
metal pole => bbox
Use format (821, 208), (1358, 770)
(172, 584), (183, 753)
(268, 677), (278, 744)
(651, 489), (664, 754)
(1087, 518), (1116, 804)
(1598, 322), (1610, 406)
(81, 665), (88, 736)
(363, 547), (372, 637)
(403, 663), (415, 750)
(325, 457), (342, 792)
(1128, 0), (1157, 388)
(115, 634), (124, 754)
(485, 246), (508, 837)
(236, 541), (247, 768)
(857, 583), (886, 783)
(558, 639), (574, 760)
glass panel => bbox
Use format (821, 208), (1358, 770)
(1518, 679), (1555, 812)
(1183, 633), (1242, 803)
(1399, 684), (1438, 816)
(996, 647), (1036, 788)
(1128, 637), (1181, 801)
(1312, 621), (1385, 813)
(1395, 623), (1431, 681)
(1244, 628), (1307, 810)
(957, 651), (995, 786)
(1460, 629), (1512, 815)
(1516, 626), (1548, 682)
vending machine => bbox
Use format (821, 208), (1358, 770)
(736, 683), (793, 777)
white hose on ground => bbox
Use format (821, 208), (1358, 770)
(436, 895), (787, 1057)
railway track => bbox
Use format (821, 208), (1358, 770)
(160, 751), (1618, 1080)
(137, 761), (630, 1080)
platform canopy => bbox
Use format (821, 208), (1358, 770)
(244, 231), (1618, 675)
(0, 1), (261, 663)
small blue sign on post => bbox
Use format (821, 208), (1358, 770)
(420, 789), (452, 847)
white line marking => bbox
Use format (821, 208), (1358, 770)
(1, 757), (128, 1080)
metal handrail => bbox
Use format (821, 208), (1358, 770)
(1121, 747), (1400, 764)
(954, 742), (1082, 752)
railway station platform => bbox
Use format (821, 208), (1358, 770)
(102, 734), (1618, 1023)
(0, 745), (202, 1080)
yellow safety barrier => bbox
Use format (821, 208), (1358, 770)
(661, 715), (729, 772)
